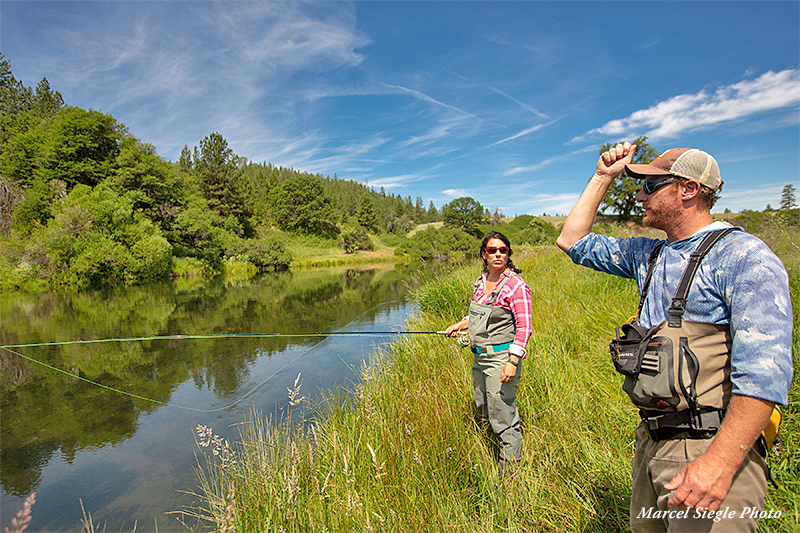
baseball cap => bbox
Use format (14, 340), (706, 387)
(626, 148), (722, 191)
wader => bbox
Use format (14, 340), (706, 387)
(468, 273), (522, 462)
(611, 229), (769, 532)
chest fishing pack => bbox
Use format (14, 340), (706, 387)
(610, 228), (738, 434)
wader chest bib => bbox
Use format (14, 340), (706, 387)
(610, 228), (738, 434)
(468, 273), (517, 352)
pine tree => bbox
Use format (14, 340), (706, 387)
(780, 184), (797, 210)
(194, 132), (246, 221)
(357, 195), (379, 233)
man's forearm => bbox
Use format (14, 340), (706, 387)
(705, 394), (774, 472)
(556, 173), (614, 251)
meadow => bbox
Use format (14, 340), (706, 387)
(188, 224), (800, 532)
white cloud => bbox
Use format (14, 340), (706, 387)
(577, 69), (800, 142)
(442, 188), (471, 199)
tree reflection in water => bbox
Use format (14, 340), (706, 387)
(0, 263), (424, 531)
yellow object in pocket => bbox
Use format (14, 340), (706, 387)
(761, 405), (783, 452)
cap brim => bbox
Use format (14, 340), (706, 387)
(625, 163), (672, 180)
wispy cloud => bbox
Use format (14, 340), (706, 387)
(576, 69), (800, 142)
(492, 120), (557, 146)
(288, 135), (388, 172)
(443, 67), (549, 121)
(25, 2), (372, 162)
(368, 173), (428, 190)
(524, 192), (582, 215)
(714, 183), (787, 212)
(489, 87), (549, 119)
(382, 83), (482, 121)
(503, 145), (596, 175)
(482, 32), (556, 59)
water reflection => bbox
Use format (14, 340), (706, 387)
(1, 263), (422, 531)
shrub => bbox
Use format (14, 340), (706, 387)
(245, 236), (291, 270)
(397, 226), (477, 260)
(129, 234), (173, 281)
(481, 215), (559, 246)
(339, 225), (373, 254)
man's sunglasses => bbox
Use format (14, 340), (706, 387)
(641, 177), (679, 194)
(485, 246), (509, 254)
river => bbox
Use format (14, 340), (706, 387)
(1, 263), (426, 532)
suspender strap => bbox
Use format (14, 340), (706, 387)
(474, 272), (516, 306)
(635, 242), (665, 321)
(667, 228), (737, 327)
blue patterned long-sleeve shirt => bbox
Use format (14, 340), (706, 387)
(567, 222), (793, 406)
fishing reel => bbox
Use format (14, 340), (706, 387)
(457, 333), (471, 348)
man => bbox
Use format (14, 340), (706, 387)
(557, 143), (793, 532)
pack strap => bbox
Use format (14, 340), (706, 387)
(640, 407), (725, 432)
(635, 242), (665, 321)
(667, 228), (737, 327)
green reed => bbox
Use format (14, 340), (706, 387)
(190, 244), (799, 532)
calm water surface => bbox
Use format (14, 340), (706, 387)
(1, 263), (425, 532)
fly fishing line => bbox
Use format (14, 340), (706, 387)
(1, 330), (443, 412)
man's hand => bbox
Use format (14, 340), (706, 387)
(665, 449), (737, 513)
(597, 142), (637, 179)
(664, 395), (774, 513)
(556, 141), (638, 251)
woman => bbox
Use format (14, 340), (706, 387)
(444, 231), (532, 476)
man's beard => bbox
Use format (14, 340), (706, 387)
(642, 190), (683, 232)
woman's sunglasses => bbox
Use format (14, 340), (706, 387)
(641, 177), (679, 194)
(485, 246), (509, 254)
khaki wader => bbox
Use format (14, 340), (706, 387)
(623, 229), (770, 532)
(630, 424), (769, 533)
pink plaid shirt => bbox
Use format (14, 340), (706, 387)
(471, 269), (533, 358)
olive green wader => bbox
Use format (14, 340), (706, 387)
(468, 274), (522, 462)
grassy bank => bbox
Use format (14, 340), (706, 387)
(190, 244), (799, 532)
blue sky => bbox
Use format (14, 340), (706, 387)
(2, 1), (798, 215)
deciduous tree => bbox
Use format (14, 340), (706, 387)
(443, 196), (486, 233)
(42, 107), (123, 188)
(267, 174), (338, 235)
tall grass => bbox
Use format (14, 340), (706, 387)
(190, 241), (799, 532)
